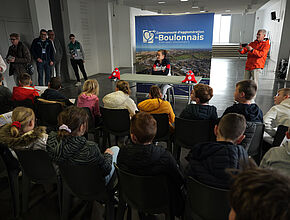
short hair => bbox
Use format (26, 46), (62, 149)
(47, 30), (53, 33)
(149, 85), (162, 99)
(82, 79), (99, 96)
(9, 33), (20, 39)
(157, 49), (167, 58)
(130, 112), (157, 144)
(40, 29), (47, 34)
(219, 113), (246, 141)
(236, 80), (257, 100)
(116, 80), (131, 95)
(229, 167), (290, 220)
(278, 88), (290, 97)
(19, 73), (31, 86)
(193, 83), (213, 103)
(49, 77), (62, 90)
(69, 34), (75, 38)
(258, 29), (267, 35)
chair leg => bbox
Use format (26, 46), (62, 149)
(22, 173), (30, 213)
(8, 170), (20, 218)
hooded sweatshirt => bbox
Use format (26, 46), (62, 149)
(263, 98), (290, 137)
(12, 86), (39, 103)
(102, 91), (137, 117)
(138, 98), (175, 126)
(260, 139), (290, 176)
(179, 104), (218, 121)
(77, 93), (100, 117)
(185, 141), (248, 189)
(222, 103), (263, 123)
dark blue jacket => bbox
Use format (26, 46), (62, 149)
(30, 38), (54, 62)
(222, 103), (263, 123)
(180, 104), (218, 121)
(185, 141), (248, 189)
(41, 88), (66, 100)
(152, 58), (170, 76)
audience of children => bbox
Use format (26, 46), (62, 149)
(263, 88), (290, 144)
(179, 83), (218, 120)
(77, 79), (100, 118)
(138, 85), (175, 127)
(46, 106), (119, 184)
(117, 112), (185, 217)
(185, 113), (248, 189)
(229, 167), (290, 220)
(41, 77), (66, 100)
(0, 73), (12, 114)
(222, 79), (263, 123)
(12, 73), (39, 102)
(260, 127), (290, 176)
(102, 80), (137, 117)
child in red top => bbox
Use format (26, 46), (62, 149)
(12, 73), (39, 102)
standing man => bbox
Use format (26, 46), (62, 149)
(31, 29), (54, 86)
(48, 30), (63, 79)
(6, 33), (31, 85)
(68, 34), (88, 86)
(0, 54), (6, 73)
(239, 29), (270, 85)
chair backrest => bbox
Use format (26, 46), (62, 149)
(12, 99), (34, 110)
(151, 113), (170, 140)
(186, 177), (230, 220)
(100, 107), (130, 135)
(15, 150), (57, 183)
(115, 164), (170, 214)
(35, 101), (63, 127)
(272, 125), (288, 147)
(241, 121), (256, 151)
(82, 107), (95, 131)
(248, 123), (264, 158)
(175, 117), (215, 148)
(59, 163), (108, 201)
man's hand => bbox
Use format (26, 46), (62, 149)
(245, 45), (253, 51)
(105, 148), (113, 155)
(9, 57), (15, 63)
(49, 61), (54, 66)
(37, 58), (43, 63)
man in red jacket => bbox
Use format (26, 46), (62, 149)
(239, 29), (270, 85)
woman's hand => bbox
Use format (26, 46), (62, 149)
(105, 148), (113, 155)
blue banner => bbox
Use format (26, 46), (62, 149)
(135, 13), (214, 94)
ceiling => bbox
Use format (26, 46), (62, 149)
(119, 0), (270, 14)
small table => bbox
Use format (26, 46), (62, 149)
(120, 73), (202, 103)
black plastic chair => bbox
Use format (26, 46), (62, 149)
(248, 123), (265, 165)
(100, 107), (131, 147)
(82, 107), (102, 144)
(59, 163), (115, 220)
(173, 117), (216, 161)
(0, 152), (20, 218)
(151, 113), (172, 152)
(15, 150), (61, 213)
(184, 177), (230, 220)
(12, 98), (34, 111)
(115, 164), (174, 220)
(240, 121), (257, 151)
(272, 125), (288, 147)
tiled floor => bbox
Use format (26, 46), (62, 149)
(1, 57), (289, 220)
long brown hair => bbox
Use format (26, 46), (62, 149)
(10, 107), (35, 137)
(149, 85), (162, 99)
(116, 80), (131, 95)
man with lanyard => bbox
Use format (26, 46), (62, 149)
(48, 30), (63, 79)
(31, 29), (54, 86)
(239, 29), (270, 86)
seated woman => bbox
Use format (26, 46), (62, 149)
(102, 80), (138, 117)
(180, 83), (218, 120)
(46, 106), (119, 184)
(138, 85), (175, 128)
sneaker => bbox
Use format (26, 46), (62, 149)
(75, 81), (81, 86)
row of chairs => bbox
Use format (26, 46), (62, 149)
(0, 148), (230, 220)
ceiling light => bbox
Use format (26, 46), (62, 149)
(180, 0), (189, 2)
(192, 6), (198, 8)
(158, 1), (166, 4)
(225, 9), (231, 12)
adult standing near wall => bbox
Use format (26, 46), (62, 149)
(5, 33), (31, 85)
(31, 29), (54, 86)
(68, 34), (88, 87)
(239, 29), (270, 85)
(48, 30), (63, 79)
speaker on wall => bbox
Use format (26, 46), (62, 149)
(271, 11), (276, 20)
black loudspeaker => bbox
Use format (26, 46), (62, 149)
(271, 11), (276, 20)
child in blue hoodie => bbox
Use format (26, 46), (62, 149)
(222, 80), (263, 123)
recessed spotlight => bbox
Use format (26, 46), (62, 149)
(180, 0), (189, 2)
(158, 1), (166, 4)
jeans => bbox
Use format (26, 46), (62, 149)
(52, 61), (61, 78)
(36, 60), (52, 86)
(70, 59), (88, 82)
(105, 146), (120, 184)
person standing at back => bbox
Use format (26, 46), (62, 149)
(31, 29), (54, 86)
(6, 33), (31, 85)
(67, 34), (88, 87)
(48, 30), (63, 79)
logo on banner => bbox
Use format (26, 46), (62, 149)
(143, 30), (156, 43)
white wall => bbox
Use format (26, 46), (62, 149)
(230, 14), (255, 43)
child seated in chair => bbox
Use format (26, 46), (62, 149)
(185, 113), (248, 189)
(222, 80), (263, 123)
(12, 73), (39, 103)
(117, 112), (185, 217)
(41, 77), (66, 100)
(46, 106), (119, 184)
(0, 72), (13, 114)
(180, 83), (217, 121)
